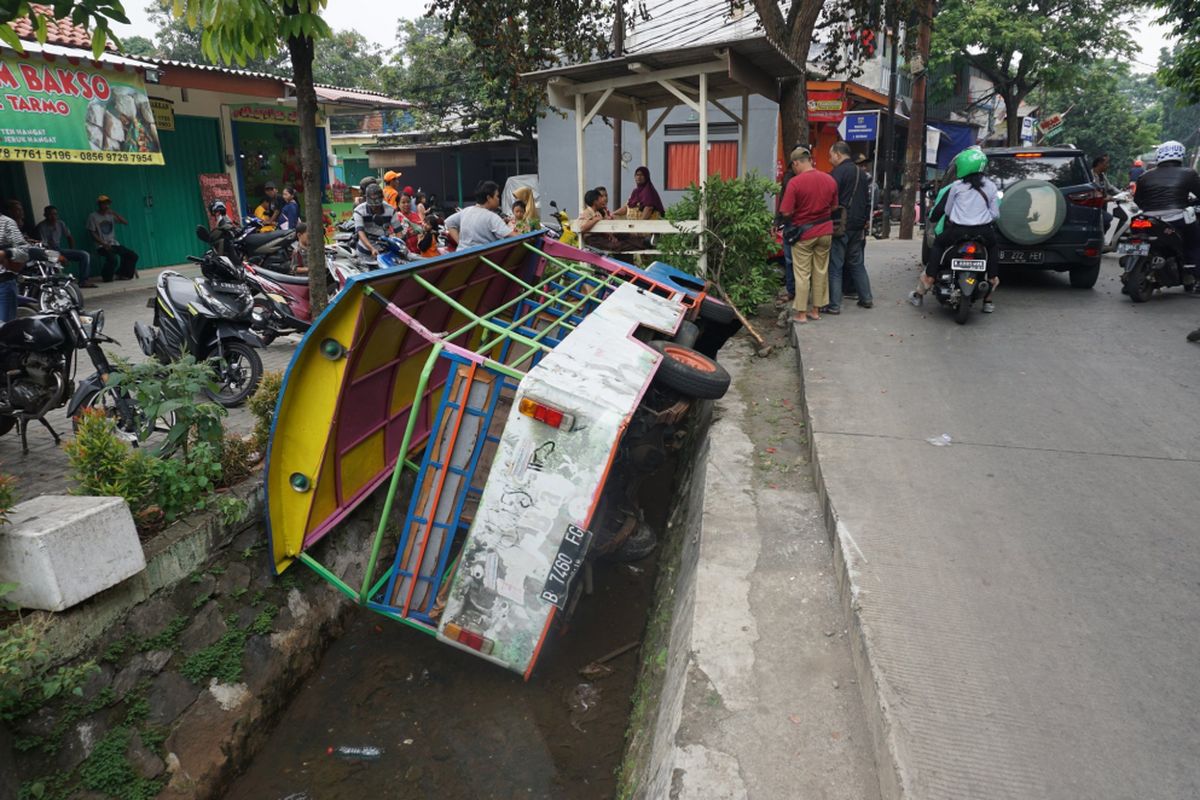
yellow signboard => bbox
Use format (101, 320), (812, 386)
(149, 98), (175, 131)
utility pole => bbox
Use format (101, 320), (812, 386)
(612, 0), (625, 204)
(899, 0), (932, 240)
(880, 7), (901, 239)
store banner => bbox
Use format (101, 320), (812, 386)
(199, 173), (237, 218)
(229, 103), (325, 127)
(807, 90), (846, 123)
(0, 54), (163, 165)
(150, 98), (175, 131)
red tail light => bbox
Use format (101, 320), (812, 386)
(518, 396), (575, 430)
(1084, 247), (1100, 258)
(443, 623), (495, 655)
(1067, 188), (1107, 208)
(1130, 218), (1153, 230)
(960, 243), (978, 255)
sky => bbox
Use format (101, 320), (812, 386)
(111, 0), (1175, 74)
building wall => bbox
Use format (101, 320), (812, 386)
(535, 96), (779, 218)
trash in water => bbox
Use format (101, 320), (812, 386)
(328, 745), (383, 761)
(578, 662), (614, 681)
(926, 434), (952, 447)
(279, 793), (311, 800)
(565, 683), (602, 733)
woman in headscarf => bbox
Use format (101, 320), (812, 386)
(616, 166), (665, 220)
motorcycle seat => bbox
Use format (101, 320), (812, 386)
(254, 266), (309, 286)
(242, 231), (294, 251)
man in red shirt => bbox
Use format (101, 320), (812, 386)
(779, 146), (838, 323)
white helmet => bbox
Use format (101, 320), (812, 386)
(1156, 140), (1186, 164)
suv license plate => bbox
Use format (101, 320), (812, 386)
(951, 259), (987, 272)
(1117, 242), (1150, 256)
(999, 250), (1044, 264)
(541, 523), (593, 609)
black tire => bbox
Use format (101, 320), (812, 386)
(0, 415), (14, 437)
(1124, 258), (1153, 303)
(1069, 263), (1101, 289)
(673, 320), (700, 348)
(204, 340), (262, 407)
(954, 298), (971, 325)
(647, 340), (731, 400)
(72, 387), (177, 449)
(699, 295), (736, 325)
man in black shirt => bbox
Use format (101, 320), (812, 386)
(824, 141), (873, 313)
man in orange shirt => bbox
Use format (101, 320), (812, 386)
(778, 146), (838, 324)
(382, 170), (402, 209)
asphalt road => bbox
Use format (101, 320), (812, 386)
(795, 241), (1200, 798)
(0, 267), (299, 498)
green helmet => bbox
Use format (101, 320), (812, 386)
(956, 147), (988, 178)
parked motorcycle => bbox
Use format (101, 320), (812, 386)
(547, 202), (577, 247)
(1104, 190), (1139, 252)
(928, 237), (993, 324)
(1118, 208), (1199, 302)
(0, 281), (146, 453)
(233, 216), (297, 273)
(133, 254), (265, 407)
(16, 251), (83, 317)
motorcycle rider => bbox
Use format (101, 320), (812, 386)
(353, 182), (397, 264)
(910, 147), (1001, 312)
(1133, 140), (1200, 275)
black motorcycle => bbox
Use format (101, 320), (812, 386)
(134, 253), (264, 407)
(929, 237), (992, 324)
(0, 282), (146, 453)
(1118, 209), (1198, 302)
(16, 250), (84, 317)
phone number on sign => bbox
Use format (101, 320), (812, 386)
(0, 147), (162, 165)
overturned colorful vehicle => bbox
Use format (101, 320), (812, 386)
(264, 233), (738, 677)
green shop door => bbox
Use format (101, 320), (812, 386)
(44, 115), (223, 269)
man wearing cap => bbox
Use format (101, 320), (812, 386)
(382, 171), (402, 209)
(778, 146), (838, 324)
(254, 182), (280, 230)
(86, 195), (138, 281)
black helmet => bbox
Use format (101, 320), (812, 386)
(208, 200), (226, 215)
(365, 183), (385, 210)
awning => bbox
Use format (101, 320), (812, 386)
(314, 84), (411, 113)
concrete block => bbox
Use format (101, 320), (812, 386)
(0, 496), (145, 612)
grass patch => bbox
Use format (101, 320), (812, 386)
(137, 616), (187, 653)
(180, 627), (247, 685)
(78, 726), (164, 800)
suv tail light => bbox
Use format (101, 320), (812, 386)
(1067, 188), (1107, 208)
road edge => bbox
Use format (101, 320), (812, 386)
(790, 321), (910, 800)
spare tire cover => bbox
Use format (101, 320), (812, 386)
(997, 178), (1067, 246)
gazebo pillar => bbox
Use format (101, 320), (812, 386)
(698, 72), (708, 275)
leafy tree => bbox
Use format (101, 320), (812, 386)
(424, 0), (613, 142)
(139, 2), (287, 73)
(0, 0), (128, 56)
(121, 33), (155, 54)
(313, 28), (384, 89)
(932, 0), (1134, 144)
(1156, 0), (1200, 103)
(1042, 59), (1160, 184)
(1154, 47), (1200, 146)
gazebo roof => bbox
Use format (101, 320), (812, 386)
(523, 34), (802, 121)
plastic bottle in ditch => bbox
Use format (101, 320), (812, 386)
(327, 745), (383, 761)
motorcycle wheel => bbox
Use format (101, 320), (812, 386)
(1124, 259), (1153, 303)
(954, 298), (971, 325)
(0, 415), (14, 437)
(73, 387), (177, 450)
(205, 340), (263, 408)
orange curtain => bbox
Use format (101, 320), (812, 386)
(666, 141), (740, 190)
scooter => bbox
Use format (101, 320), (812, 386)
(1117, 208), (1200, 302)
(547, 202), (577, 247)
(928, 237), (993, 324)
(133, 253), (265, 407)
(235, 216), (297, 273)
(1104, 190), (1139, 252)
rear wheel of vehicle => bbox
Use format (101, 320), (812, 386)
(921, 237), (930, 265)
(73, 387), (177, 450)
(954, 298), (971, 325)
(673, 320), (700, 348)
(647, 340), (731, 399)
(699, 295), (736, 325)
(1069, 263), (1101, 289)
(205, 340), (262, 407)
(1125, 259), (1153, 303)
(0, 415), (14, 437)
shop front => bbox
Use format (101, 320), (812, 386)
(228, 102), (329, 219)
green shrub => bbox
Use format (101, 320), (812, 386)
(219, 434), (255, 488)
(105, 356), (227, 456)
(0, 585), (96, 722)
(658, 172), (781, 312)
(248, 371), (284, 453)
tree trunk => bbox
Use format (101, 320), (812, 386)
(287, 30), (329, 315)
(1005, 92), (1022, 146)
(779, 77), (808, 155)
(899, 0), (932, 240)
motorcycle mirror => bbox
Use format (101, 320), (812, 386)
(195, 225), (211, 243)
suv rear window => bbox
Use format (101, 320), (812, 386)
(987, 155), (1090, 189)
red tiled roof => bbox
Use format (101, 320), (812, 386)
(7, 3), (116, 51)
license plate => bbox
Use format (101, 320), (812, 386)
(951, 259), (987, 272)
(540, 523), (593, 609)
(999, 250), (1044, 264)
(1117, 242), (1150, 256)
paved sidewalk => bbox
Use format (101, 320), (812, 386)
(793, 239), (1200, 798)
